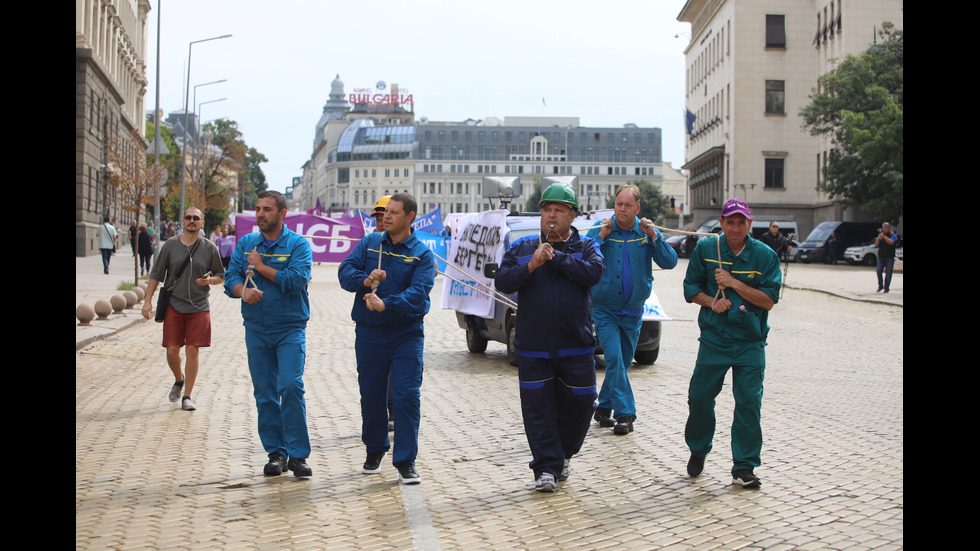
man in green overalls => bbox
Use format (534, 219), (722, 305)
(682, 198), (781, 488)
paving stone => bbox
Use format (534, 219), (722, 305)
(77, 262), (903, 550)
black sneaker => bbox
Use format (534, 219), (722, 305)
(263, 452), (288, 476)
(594, 407), (615, 427)
(687, 454), (705, 478)
(613, 414), (635, 435)
(396, 463), (421, 484)
(363, 451), (386, 474)
(732, 469), (761, 488)
(287, 457), (313, 478)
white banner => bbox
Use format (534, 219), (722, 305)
(439, 210), (509, 318)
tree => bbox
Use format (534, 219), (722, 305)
(523, 175), (544, 212)
(240, 147), (269, 211)
(605, 179), (671, 223)
(800, 21), (903, 222)
(107, 127), (167, 285)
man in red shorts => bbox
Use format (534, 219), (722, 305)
(142, 207), (225, 411)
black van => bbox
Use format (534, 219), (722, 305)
(798, 221), (878, 263)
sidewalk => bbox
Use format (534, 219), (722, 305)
(75, 250), (150, 350)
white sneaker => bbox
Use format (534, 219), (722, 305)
(181, 396), (196, 411)
(534, 473), (557, 492)
(558, 459), (571, 481)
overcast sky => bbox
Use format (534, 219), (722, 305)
(145, 0), (691, 194)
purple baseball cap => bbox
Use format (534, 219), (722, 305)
(721, 198), (752, 218)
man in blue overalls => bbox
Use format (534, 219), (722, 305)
(339, 193), (435, 485)
(224, 190), (314, 478)
(587, 184), (677, 435)
(495, 184), (605, 492)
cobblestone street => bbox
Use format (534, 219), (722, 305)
(76, 259), (903, 550)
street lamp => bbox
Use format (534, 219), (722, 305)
(179, 33), (232, 219)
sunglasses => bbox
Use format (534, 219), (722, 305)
(184, 215), (202, 221)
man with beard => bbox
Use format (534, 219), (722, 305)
(224, 190), (314, 478)
(142, 207), (225, 411)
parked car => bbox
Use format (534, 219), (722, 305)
(843, 238), (904, 266)
(798, 221), (878, 264)
(455, 211), (662, 366)
(666, 233), (701, 258)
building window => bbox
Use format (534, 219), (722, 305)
(765, 14), (786, 48)
(764, 158), (785, 188)
(765, 80), (785, 114)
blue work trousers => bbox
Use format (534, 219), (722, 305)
(593, 306), (642, 419)
(876, 257), (895, 291)
(518, 354), (597, 478)
(685, 339), (766, 475)
(245, 327), (311, 459)
(355, 323), (424, 466)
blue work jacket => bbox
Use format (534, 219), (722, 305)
(223, 225), (312, 330)
(495, 227), (605, 359)
(338, 230), (435, 328)
(587, 217), (678, 312)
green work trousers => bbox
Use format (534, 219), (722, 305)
(685, 339), (766, 475)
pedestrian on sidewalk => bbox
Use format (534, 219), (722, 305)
(214, 225), (235, 270)
(99, 216), (117, 274)
(495, 184), (605, 492)
(339, 193), (434, 485)
(682, 198), (781, 488)
(587, 184), (677, 436)
(875, 222), (898, 293)
(138, 224), (153, 276)
(223, 191), (314, 478)
(141, 207), (224, 412)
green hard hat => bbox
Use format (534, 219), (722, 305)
(540, 183), (579, 212)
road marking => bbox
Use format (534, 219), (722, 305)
(399, 483), (440, 551)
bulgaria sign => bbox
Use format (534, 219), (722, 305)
(349, 82), (413, 107)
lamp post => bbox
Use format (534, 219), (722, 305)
(178, 33), (231, 220)
(146, 0), (167, 259)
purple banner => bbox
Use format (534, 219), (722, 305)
(234, 212), (366, 263)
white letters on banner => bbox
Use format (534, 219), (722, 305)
(439, 211), (509, 318)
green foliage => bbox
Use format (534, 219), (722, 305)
(241, 147), (269, 211)
(800, 21), (903, 222)
(605, 180), (671, 223)
(523, 175), (543, 212)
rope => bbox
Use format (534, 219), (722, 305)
(711, 233), (727, 308)
(438, 271), (518, 310)
(366, 238), (382, 311)
(433, 251), (517, 309)
(244, 265), (258, 291)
